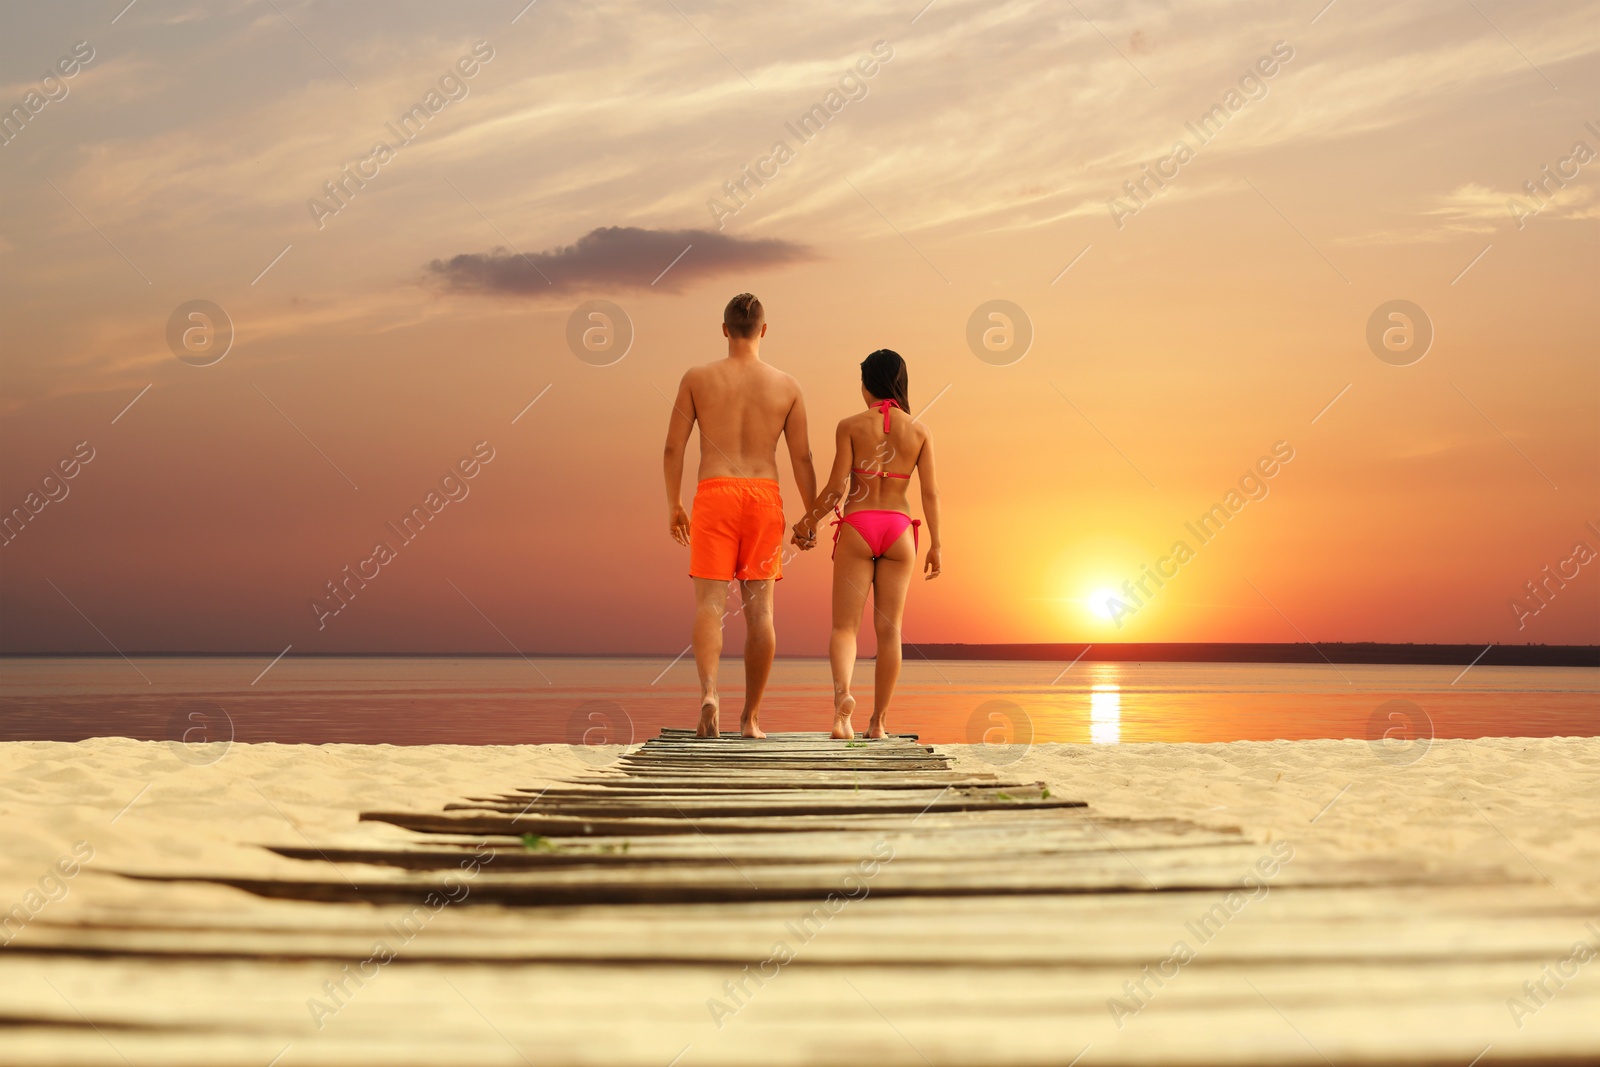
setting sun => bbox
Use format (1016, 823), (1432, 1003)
(1088, 588), (1122, 622)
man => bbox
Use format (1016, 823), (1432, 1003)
(663, 293), (818, 738)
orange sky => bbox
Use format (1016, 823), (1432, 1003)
(1, 0), (1596, 654)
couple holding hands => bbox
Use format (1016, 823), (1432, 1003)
(662, 293), (941, 741)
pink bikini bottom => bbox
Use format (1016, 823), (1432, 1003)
(832, 509), (921, 559)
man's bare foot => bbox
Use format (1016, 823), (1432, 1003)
(831, 694), (856, 740)
(696, 698), (720, 738)
(866, 713), (887, 740)
(740, 712), (766, 739)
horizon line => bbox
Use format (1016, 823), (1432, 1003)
(2, 640), (1595, 658)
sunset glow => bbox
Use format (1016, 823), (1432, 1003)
(0, 2), (1594, 655)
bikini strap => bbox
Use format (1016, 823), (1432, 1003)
(851, 467), (911, 479)
(873, 398), (899, 433)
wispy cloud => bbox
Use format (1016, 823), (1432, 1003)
(1429, 181), (1599, 222)
(1338, 181), (1600, 245)
(426, 226), (811, 295)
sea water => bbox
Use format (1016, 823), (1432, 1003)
(1, 656), (1594, 746)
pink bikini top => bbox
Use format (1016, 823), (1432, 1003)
(851, 399), (912, 480)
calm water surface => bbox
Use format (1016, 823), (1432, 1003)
(1, 656), (1594, 746)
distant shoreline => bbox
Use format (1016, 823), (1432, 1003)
(902, 642), (1599, 667)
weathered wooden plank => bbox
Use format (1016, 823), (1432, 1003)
(497, 786), (1035, 802)
(655, 728), (922, 740)
(621, 748), (947, 757)
(627, 748), (934, 755)
(257, 817), (1244, 868)
(358, 800), (1097, 836)
(261, 817), (1247, 869)
(440, 802), (1085, 818)
(122, 852), (1529, 906)
(615, 759), (954, 771)
(534, 775), (1014, 790)
(639, 742), (935, 754)
(633, 739), (936, 752)
(469, 787), (1058, 808)
(441, 791), (1079, 819)
(625, 752), (940, 759)
(589, 768), (991, 782)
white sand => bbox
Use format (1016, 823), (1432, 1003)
(1009, 736), (1600, 885)
(1, 735), (1597, 1065)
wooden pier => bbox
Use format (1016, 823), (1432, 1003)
(134, 729), (1324, 909)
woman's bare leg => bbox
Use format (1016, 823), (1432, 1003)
(868, 527), (916, 738)
(829, 526), (875, 739)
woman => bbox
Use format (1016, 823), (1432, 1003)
(794, 349), (941, 739)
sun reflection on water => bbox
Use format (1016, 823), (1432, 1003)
(1090, 683), (1121, 744)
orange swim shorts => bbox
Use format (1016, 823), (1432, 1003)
(689, 477), (785, 582)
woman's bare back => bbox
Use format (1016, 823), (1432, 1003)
(842, 405), (925, 515)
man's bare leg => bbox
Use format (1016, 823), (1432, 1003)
(738, 579), (775, 738)
(692, 578), (730, 736)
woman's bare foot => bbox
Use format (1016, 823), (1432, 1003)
(740, 711), (767, 739)
(866, 713), (887, 739)
(831, 694), (856, 740)
(695, 697), (720, 738)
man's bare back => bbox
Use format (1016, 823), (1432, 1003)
(678, 358), (806, 482)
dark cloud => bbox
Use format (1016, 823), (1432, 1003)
(427, 226), (811, 295)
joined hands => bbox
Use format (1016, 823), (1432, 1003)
(790, 520), (818, 551)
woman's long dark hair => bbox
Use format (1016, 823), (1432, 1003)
(860, 349), (910, 416)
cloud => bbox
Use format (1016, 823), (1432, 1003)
(1334, 181), (1600, 245)
(1429, 181), (1599, 222)
(426, 226), (812, 295)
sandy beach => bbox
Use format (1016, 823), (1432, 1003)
(2, 735), (1597, 1065)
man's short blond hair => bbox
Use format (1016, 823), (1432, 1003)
(724, 293), (765, 338)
